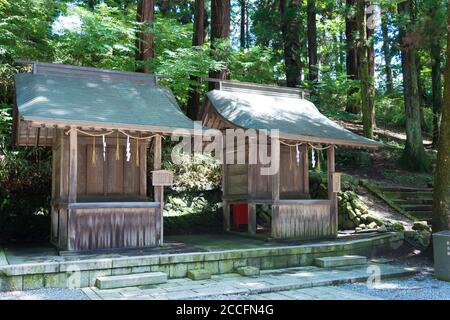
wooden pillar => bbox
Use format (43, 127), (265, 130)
(68, 128), (78, 203)
(271, 140), (280, 239)
(222, 142), (231, 231)
(327, 145), (338, 236)
(153, 134), (163, 245)
(248, 163), (256, 235)
(302, 144), (309, 194)
(139, 141), (147, 197)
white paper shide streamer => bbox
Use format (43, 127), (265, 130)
(126, 135), (131, 162)
(102, 135), (106, 161)
(295, 144), (300, 166)
(311, 148), (316, 168)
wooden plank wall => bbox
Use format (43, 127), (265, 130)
(226, 164), (248, 195)
(67, 207), (160, 250)
(76, 138), (145, 199)
(241, 145), (306, 199)
(272, 202), (333, 240)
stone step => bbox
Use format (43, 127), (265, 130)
(407, 210), (432, 216)
(379, 186), (433, 192)
(401, 204), (433, 212)
(314, 255), (367, 268)
(393, 198), (433, 205)
(384, 191), (433, 200)
(95, 272), (167, 290)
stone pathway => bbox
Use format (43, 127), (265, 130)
(84, 264), (416, 300)
(250, 286), (379, 300)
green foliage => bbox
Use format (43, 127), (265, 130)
(155, 44), (222, 106)
(229, 45), (283, 84)
(336, 148), (372, 168)
(0, 105), (52, 244)
(312, 69), (361, 113)
(164, 152), (222, 192)
(53, 3), (136, 69)
(376, 94), (433, 133)
(164, 190), (222, 235)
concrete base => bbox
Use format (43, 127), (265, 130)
(0, 232), (404, 292)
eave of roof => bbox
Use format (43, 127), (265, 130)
(206, 90), (382, 149)
(15, 72), (196, 133)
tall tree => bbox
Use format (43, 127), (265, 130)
(357, 0), (374, 138)
(186, 0), (207, 120)
(345, 0), (360, 114)
(366, 2), (376, 135)
(427, 0), (444, 148)
(209, 0), (231, 90)
(239, 0), (247, 49)
(381, 13), (394, 94)
(398, 0), (429, 171)
(307, 0), (318, 83)
(432, 1), (450, 231)
(135, 0), (155, 73)
(279, 0), (302, 87)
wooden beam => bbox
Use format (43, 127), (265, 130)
(327, 145), (337, 237)
(68, 128), (78, 203)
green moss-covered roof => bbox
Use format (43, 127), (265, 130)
(15, 73), (195, 132)
(207, 89), (381, 148)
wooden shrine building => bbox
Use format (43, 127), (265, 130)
(202, 81), (381, 240)
(13, 62), (195, 251)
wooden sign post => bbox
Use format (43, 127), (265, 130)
(152, 170), (174, 245)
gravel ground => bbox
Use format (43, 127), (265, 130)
(0, 288), (89, 300)
(340, 273), (450, 300)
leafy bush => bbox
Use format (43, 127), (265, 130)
(164, 190), (222, 235)
(163, 152), (221, 192)
(375, 94), (433, 133)
(0, 102), (52, 244)
(312, 69), (360, 112)
(336, 148), (372, 168)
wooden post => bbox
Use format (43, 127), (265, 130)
(327, 145), (338, 236)
(153, 135), (163, 245)
(248, 163), (256, 235)
(68, 128), (78, 203)
(302, 144), (309, 193)
(271, 140), (280, 239)
(222, 142), (231, 231)
(139, 141), (147, 197)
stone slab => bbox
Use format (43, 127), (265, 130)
(236, 266), (260, 276)
(95, 272), (167, 289)
(187, 269), (211, 281)
(315, 255), (367, 268)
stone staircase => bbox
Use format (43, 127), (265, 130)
(379, 186), (434, 222)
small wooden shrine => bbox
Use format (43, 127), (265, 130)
(13, 62), (195, 251)
(202, 81), (381, 240)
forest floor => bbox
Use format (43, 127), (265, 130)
(337, 118), (435, 189)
